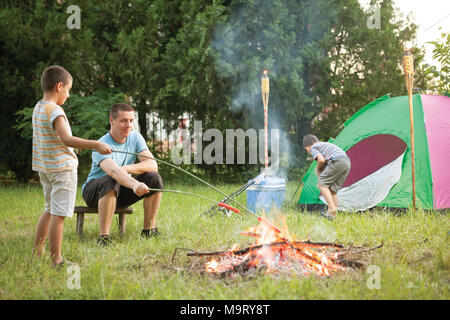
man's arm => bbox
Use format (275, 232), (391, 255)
(99, 158), (149, 197)
(121, 149), (158, 175)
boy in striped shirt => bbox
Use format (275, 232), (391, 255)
(303, 134), (351, 219)
(32, 66), (112, 267)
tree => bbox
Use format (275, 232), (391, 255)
(310, 0), (423, 141)
(3, 0), (426, 182)
(0, 1), (76, 181)
(207, 0), (341, 177)
(428, 33), (450, 93)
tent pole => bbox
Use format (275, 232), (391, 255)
(403, 50), (416, 211)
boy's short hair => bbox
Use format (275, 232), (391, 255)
(303, 134), (319, 148)
(40, 66), (72, 92)
(110, 103), (135, 119)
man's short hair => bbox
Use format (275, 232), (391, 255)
(110, 103), (135, 119)
(303, 134), (319, 148)
(40, 66), (72, 92)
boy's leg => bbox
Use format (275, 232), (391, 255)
(47, 168), (77, 265)
(34, 172), (53, 257)
(33, 211), (51, 257)
(48, 215), (65, 265)
(318, 184), (337, 214)
(331, 190), (338, 211)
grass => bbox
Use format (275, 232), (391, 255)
(0, 181), (448, 300)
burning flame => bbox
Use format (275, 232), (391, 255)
(203, 215), (347, 277)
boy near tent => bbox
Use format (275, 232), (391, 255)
(303, 134), (351, 219)
(32, 65), (112, 266)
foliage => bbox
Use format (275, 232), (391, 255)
(310, 0), (424, 141)
(210, 0), (338, 175)
(428, 33), (450, 93)
(1, 0), (427, 182)
(65, 89), (127, 151)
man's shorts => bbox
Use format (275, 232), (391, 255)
(82, 172), (164, 208)
(39, 168), (77, 218)
(318, 156), (351, 193)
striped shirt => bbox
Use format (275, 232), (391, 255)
(32, 101), (78, 173)
(310, 142), (347, 162)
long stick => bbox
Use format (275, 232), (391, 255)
(403, 51), (416, 210)
(111, 150), (254, 216)
(408, 87), (416, 210)
(261, 71), (270, 169)
(203, 178), (257, 216)
(146, 187), (232, 206)
(186, 241), (346, 257)
(110, 150), (287, 234)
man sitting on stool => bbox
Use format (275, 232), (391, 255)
(82, 103), (163, 245)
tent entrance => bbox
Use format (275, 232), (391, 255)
(319, 134), (407, 211)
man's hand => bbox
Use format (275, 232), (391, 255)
(132, 181), (150, 197)
(95, 141), (112, 155)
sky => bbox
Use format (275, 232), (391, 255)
(359, 0), (450, 66)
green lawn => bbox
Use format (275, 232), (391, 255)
(0, 182), (448, 299)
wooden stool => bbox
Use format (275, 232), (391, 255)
(74, 206), (134, 236)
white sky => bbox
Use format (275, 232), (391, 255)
(359, 0), (450, 66)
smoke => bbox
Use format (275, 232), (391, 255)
(210, 0), (340, 179)
(308, 221), (338, 242)
(210, 2), (293, 178)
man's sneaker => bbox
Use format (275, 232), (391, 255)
(97, 235), (112, 246)
(141, 228), (160, 238)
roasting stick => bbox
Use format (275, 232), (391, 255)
(110, 150), (251, 213)
(145, 187), (241, 214)
(108, 150), (285, 231)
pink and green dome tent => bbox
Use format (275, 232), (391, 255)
(299, 94), (450, 211)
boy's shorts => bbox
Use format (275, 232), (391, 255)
(39, 168), (77, 218)
(318, 156), (351, 193)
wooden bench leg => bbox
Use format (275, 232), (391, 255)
(76, 213), (84, 236)
(118, 213), (126, 236)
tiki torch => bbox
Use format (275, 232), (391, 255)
(403, 49), (416, 211)
(261, 69), (270, 169)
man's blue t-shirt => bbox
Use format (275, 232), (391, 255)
(81, 130), (149, 193)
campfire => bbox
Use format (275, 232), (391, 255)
(182, 216), (382, 277)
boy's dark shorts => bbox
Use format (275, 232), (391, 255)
(82, 172), (163, 209)
(318, 156), (351, 193)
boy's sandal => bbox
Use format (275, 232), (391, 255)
(54, 259), (65, 269)
(320, 210), (335, 221)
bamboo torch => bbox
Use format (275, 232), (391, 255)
(403, 49), (416, 211)
(261, 69), (270, 169)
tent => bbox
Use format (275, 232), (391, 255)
(298, 94), (450, 211)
